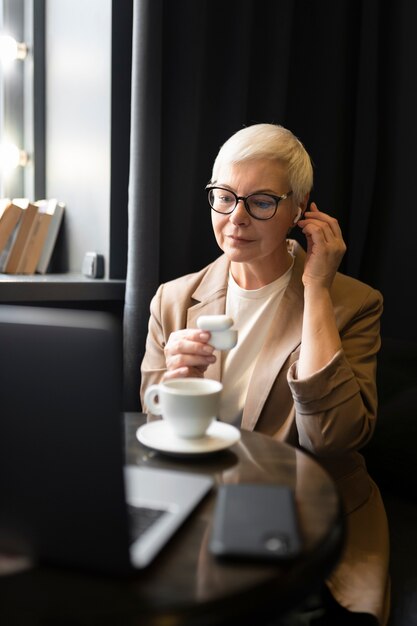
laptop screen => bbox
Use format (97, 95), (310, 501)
(0, 305), (132, 574)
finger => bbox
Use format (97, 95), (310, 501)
(169, 329), (211, 344)
(165, 334), (214, 358)
(300, 211), (342, 240)
(166, 352), (216, 371)
(303, 224), (345, 256)
(300, 219), (331, 244)
(162, 367), (205, 381)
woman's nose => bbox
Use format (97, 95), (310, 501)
(229, 199), (250, 225)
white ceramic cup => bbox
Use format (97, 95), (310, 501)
(144, 378), (223, 439)
(196, 315), (238, 351)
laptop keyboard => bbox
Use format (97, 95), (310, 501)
(127, 503), (168, 545)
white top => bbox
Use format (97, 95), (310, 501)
(219, 260), (294, 425)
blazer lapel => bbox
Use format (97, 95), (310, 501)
(242, 245), (305, 431)
(186, 255), (230, 382)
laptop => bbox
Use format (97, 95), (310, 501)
(0, 305), (213, 574)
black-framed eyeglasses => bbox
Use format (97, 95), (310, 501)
(206, 186), (293, 221)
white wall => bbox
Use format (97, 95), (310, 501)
(45, 0), (112, 275)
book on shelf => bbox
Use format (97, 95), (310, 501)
(0, 198), (12, 220)
(2, 201), (39, 273)
(0, 197), (65, 275)
(14, 200), (55, 275)
(0, 199), (23, 254)
(0, 199), (29, 271)
(0, 200), (17, 265)
(36, 201), (65, 274)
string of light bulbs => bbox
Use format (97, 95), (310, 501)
(0, 33), (29, 176)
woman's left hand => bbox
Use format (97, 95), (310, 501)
(297, 202), (346, 290)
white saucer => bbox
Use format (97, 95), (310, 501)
(136, 420), (241, 457)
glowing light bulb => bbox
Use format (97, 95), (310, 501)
(0, 35), (28, 63)
(0, 142), (28, 173)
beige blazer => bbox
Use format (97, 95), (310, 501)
(141, 240), (390, 625)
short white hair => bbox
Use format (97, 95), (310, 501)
(211, 123), (313, 205)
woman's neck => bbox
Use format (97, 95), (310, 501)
(230, 251), (293, 290)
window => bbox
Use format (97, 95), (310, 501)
(0, 0), (44, 200)
(0, 0), (130, 278)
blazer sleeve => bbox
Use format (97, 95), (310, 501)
(140, 284), (169, 410)
(287, 286), (383, 456)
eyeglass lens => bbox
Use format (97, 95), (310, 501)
(208, 188), (279, 220)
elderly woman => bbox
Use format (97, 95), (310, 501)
(140, 124), (389, 625)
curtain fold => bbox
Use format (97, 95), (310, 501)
(345, 0), (380, 276)
(123, 0), (163, 410)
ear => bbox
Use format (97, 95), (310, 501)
(292, 207), (302, 224)
(287, 194), (309, 235)
(293, 193), (309, 223)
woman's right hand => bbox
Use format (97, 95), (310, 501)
(163, 329), (216, 380)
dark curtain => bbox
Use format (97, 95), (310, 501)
(123, 0), (417, 410)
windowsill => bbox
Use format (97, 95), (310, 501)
(0, 273), (126, 302)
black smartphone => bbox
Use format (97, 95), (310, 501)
(209, 483), (302, 560)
